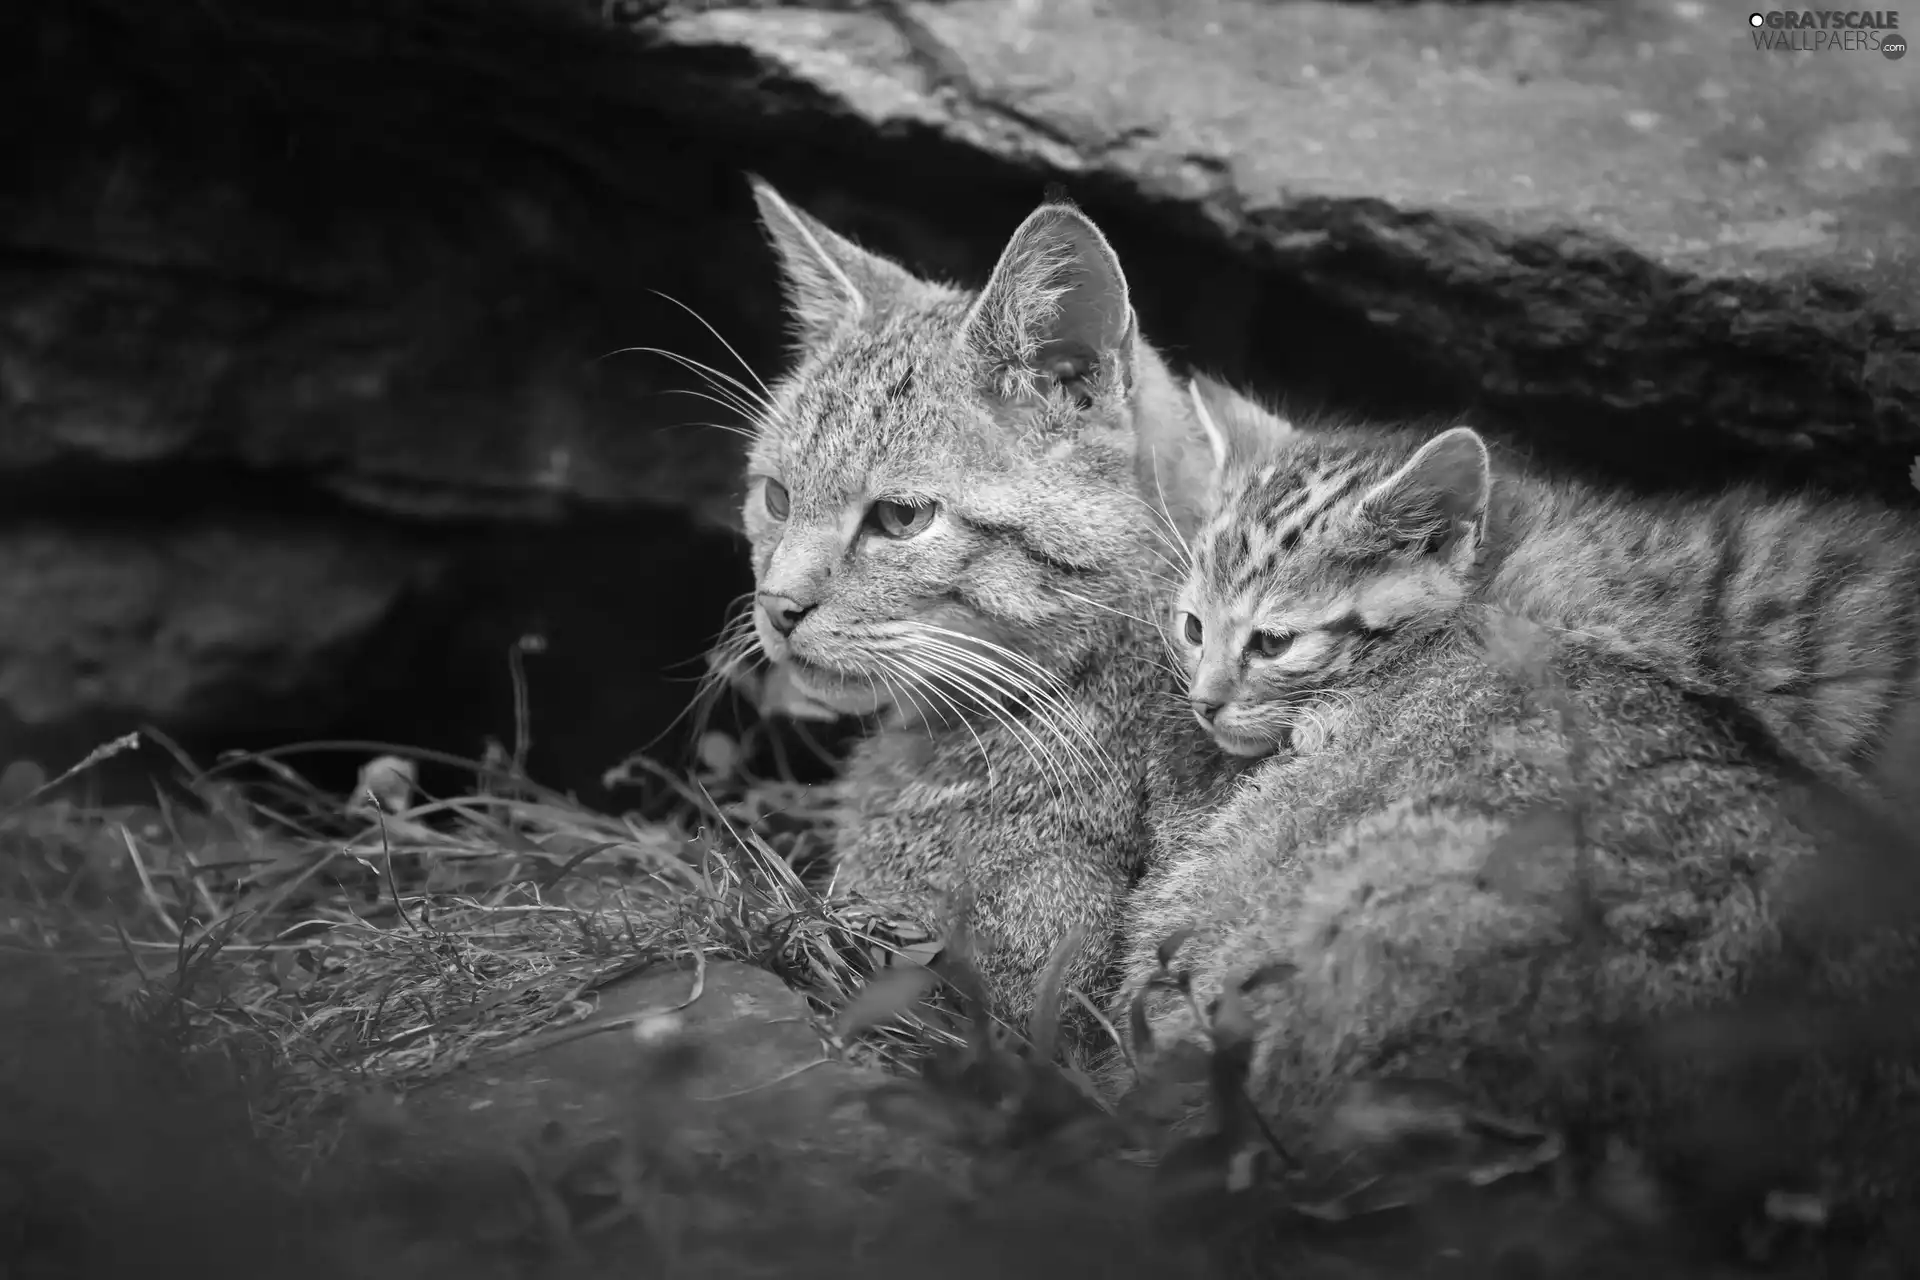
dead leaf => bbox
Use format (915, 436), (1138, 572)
(835, 964), (936, 1039)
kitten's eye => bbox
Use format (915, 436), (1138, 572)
(763, 479), (790, 520)
(872, 499), (936, 539)
(1249, 630), (1294, 659)
(1181, 612), (1203, 646)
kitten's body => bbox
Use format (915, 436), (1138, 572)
(1121, 380), (1920, 1189)
(738, 181), (1212, 1010)
(1485, 477), (1920, 794)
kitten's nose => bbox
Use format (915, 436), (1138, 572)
(758, 593), (815, 638)
(1191, 698), (1225, 723)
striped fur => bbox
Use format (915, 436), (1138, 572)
(1489, 482), (1920, 789)
(1175, 375), (1920, 789)
(735, 181), (1211, 1016)
(1114, 375), (1920, 1203)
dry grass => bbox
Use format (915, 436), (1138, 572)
(0, 719), (931, 1125)
(0, 693), (1200, 1278)
(7, 603), (1920, 1278)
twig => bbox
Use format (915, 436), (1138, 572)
(509, 634), (546, 777)
(371, 794), (418, 932)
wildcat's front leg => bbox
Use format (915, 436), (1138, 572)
(831, 684), (1152, 1021)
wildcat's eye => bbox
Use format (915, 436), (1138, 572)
(1249, 630), (1294, 659)
(1180, 612), (1203, 646)
(871, 499), (936, 539)
(763, 478), (790, 520)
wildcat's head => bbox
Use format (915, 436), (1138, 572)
(739, 179), (1179, 720)
(1172, 376), (1491, 758)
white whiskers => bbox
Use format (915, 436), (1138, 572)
(894, 624), (1125, 798)
(602, 291), (786, 437)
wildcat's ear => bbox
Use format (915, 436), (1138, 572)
(748, 176), (919, 351)
(1189, 374), (1294, 477)
(959, 199), (1135, 406)
(1357, 426), (1490, 554)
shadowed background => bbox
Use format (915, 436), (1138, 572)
(3, 0), (1915, 806)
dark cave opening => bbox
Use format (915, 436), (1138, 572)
(5, 0), (1913, 811)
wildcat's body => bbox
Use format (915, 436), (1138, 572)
(1123, 382), (1920, 1188)
(738, 180), (1209, 1007)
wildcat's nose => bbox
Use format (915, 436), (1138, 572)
(1191, 698), (1225, 723)
(758, 593), (815, 638)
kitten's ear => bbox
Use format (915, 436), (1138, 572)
(1189, 374), (1294, 476)
(748, 176), (918, 351)
(959, 200), (1135, 405)
(1358, 427), (1491, 554)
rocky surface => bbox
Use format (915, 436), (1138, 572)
(643, 0), (1920, 493)
(396, 960), (896, 1167)
(2, 0), (1915, 794)
(370, 961), (974, 1273)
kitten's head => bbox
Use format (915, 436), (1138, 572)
(1173, 376), (1491, 758)
(739, 179), (1165, 718)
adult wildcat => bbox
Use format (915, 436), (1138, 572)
(737, 179), (1224, 1014)
(1120, 374), (1920, 1203)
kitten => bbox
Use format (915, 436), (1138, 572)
(1119, 375), (1920, 1201)
(737, 179), (1220, 1016)
(1170, 375), (1920, 790)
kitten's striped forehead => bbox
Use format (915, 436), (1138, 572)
(1195, 451), (1393, 603)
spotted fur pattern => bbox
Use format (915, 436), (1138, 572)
(1116, 375), (1920, 1192)
(738, 180), (1212, 1015)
